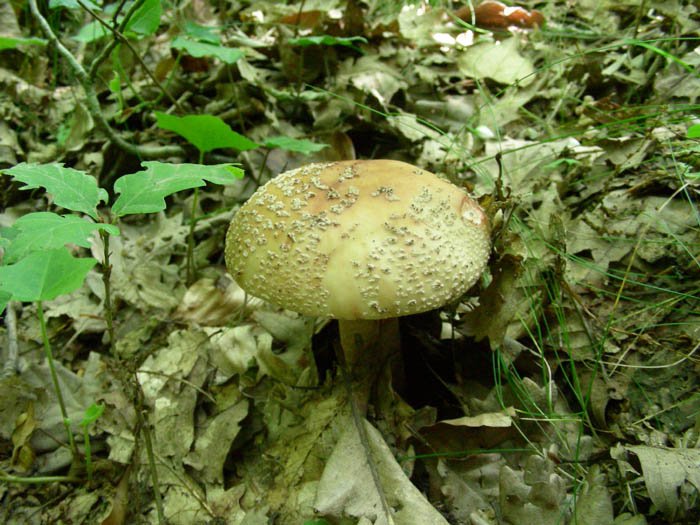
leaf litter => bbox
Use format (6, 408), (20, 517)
(1, 1), (699, 524)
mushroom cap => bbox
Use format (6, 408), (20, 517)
(225, 160), (490, 320)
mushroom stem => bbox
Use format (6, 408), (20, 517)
(335, 319), (399, 523)
(338, 318), (400, 414)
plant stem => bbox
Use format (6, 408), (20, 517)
(83, 425), (93, 485)
(38, 301), (78, 464)
(141, 409), (165, 525)
(186, 150), (205, 284)
(0, 472), (81, 484)
(334, 332), (394, 524)
(187, 187), (198, 285)
(100, 230), (115, 350)
(27, 0), (183, 159)
(1, 301), (19, 379)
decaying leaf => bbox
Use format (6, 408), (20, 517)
(315, 418), (449, 524)
(460, 254), (532, 348)
(499, 461), (567, 525)
(457, 37), (535, 86)
(174, 275), (260, 326)
(573, 466), (614, 525)
(625, 445), (700, 519)
(10, 401), (37, 472)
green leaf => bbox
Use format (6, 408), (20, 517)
(0, 291), (10, 315)
(0, 227), (16, 249)
(0, 248), (96, 302)
(263, 136), (328, 155)
(288, 35), (367, 48)
(49, 0), (100, 9)
(111, 162), (244, 216)
(0, 36), (46, 51)
(108, 71), (122, 94)
(209, 165), (246, 184)
(125, 0), (162, 36)
(1, 163), (108, 220)
(73, 21), (109, 43)
(171, 37), (244, 64)
(3, 212), (119, 265)
(687, 124), (700, 139)
(155, 112), (259, 153)
(80, 403), (105, 426)
(56, 120), (71, 148)
(542, 158), (581, 170)
(184, 21), (220, 44)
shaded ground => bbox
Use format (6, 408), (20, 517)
(0, 1), (699, 524)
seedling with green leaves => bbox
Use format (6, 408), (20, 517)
(80, 403), (105, 485)
(154, 112), (257, 283)
(0, 160), (243, 480)
(0, 112), (327, 488)
(154, 112), (327, 282)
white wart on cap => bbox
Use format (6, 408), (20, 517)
(225, 160), (490, 320)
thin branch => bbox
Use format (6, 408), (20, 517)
(28, 0), (184, 159)
(2, 301), (19, 379)
(74, 0), (182, 111)
(88, 0), (146, 77)
(0, 471), (81, 484)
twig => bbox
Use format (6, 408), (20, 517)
(27, 0), (184, 159)
(0, 471), (81, 484)
(99, 230), (115, 350)
(132, 380), (165, 525)
(2, 301), (19, 379)
(88, 0), (146, 77)
(74, 0), (182, 111)
(140, 408), (165, 525)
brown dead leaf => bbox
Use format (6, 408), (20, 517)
(626, 445), (700, 520)
(11, 401), (37, 472)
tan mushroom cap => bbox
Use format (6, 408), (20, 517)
(225, 160), (490, 320)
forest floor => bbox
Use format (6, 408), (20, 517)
(0, 1), (699, 524)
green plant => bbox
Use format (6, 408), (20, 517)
(0, 248), (96, 465)
(79, 403), (104, 485)
(0, 160), (243, 479)
(153, 112), (328, 283)
(154, 113), (258, 283)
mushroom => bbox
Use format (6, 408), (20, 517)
(224, 159), (490, 410)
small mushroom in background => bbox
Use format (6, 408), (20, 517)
(224, 159), (491, 411)
(455, 1), (545, 32)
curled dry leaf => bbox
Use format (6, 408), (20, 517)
(625, 445), (700, 519)
(174, 275), (262, 325)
